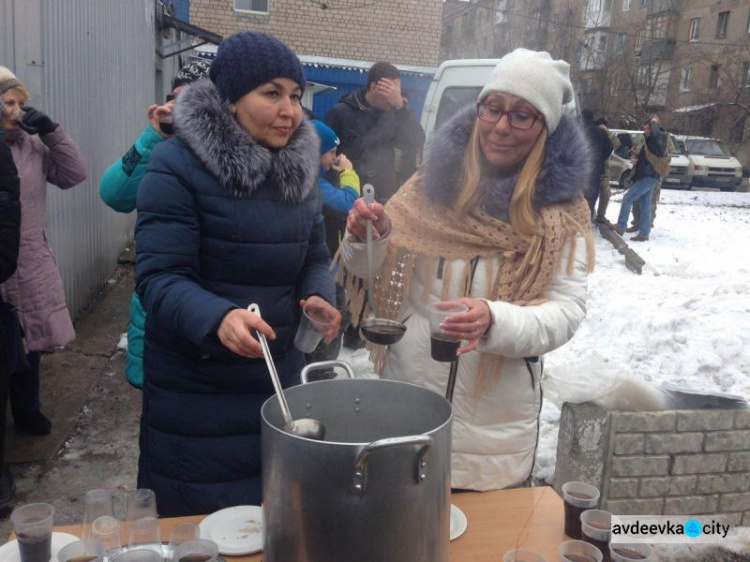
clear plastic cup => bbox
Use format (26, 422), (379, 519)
(128, 516), (162, 553)
(428, 302), (468, 362)
(81, 489), (115, 541)
(502, 548), (547, 561)
(173, 539), (220, 562)
(609, 543), (653, 561)
(559, 539), (603, 562)
(580, 509), (612, 558)
(90, 515), (122, 554)
(11, 503), (56, 562)
(561, 482), (600, 539)
(169, 521), (200, 550)
(294, 302), (336, 353)
(57, 539), (106, 562)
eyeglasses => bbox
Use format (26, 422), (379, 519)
(476, 103), (542, 130)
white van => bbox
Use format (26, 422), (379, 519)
(674, 136), (742, 192)
(609, 130), (691, 190)
(420, 58), (578, 146)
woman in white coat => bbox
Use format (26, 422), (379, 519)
(341, 49), (595, 491)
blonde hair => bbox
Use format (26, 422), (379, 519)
(454, 121), (549, 239)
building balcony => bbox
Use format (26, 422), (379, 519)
(640, 38), (676, 62)
(647, 0), (681, 16)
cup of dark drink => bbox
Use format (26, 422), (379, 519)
(559, 539), (603, 562)
(11, 503), (55, 562)
(428, 302), (468, 362)
(580, 510), (612, 562)
(609, 543), (652, 561)
(57, 540), (106, 562)
(174, 539), (220, 562)
(561, 482), (599, 540)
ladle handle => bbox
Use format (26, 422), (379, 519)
(363, 184), (377, 313)
(248, 303), (295, 432)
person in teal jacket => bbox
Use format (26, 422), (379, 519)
(99, 59), (210, 387)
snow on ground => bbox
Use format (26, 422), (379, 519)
(340, 188), (750, 483)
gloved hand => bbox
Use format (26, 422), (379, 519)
(18, 106), (58, 136)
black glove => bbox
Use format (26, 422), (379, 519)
(18, 106), (58, 136)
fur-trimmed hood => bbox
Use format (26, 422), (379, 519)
(423, 105), (594, 221)
(173, 78), (320, 202)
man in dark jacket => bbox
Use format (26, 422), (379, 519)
(582, 109), (613, 220)
(611, 115), (668, 242)
(0, 134), (21, 508)
(324, 61), (425, 203)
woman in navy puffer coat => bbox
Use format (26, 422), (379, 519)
(135, 32), (339, 517)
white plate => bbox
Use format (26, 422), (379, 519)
(0, 531), (79, 562)
(199, 505), (263, 555)
(450, 504), (468, 541)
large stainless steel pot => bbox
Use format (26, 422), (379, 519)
(261, 360), (452, 562)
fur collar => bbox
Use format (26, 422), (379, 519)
(174, 78), (319, 202)
(423, 105), (594, 221)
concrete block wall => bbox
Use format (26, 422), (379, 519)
(554, 403), (750, 527)
(191, 0), (442, 66)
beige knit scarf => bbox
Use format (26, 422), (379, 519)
(336, 171), (594, 384)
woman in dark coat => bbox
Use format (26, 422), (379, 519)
(135, 32), (340, 517)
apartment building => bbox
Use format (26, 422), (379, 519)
(189, 0), (442, 66)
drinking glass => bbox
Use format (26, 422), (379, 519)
(57, 540), (106, 562)
(173, 539), (220, 562)
(169, 521), (200, 550)
(561, 482), (600, 540)
(81, 489), (115, 541)
(428, 302), (468, 362)
(10, 503), (55, 562)
(90, 515), (122, 555)
(294, 302), (336, 353)
(502, 548), (547, 562)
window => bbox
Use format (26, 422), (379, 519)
(614, 32), (626, 54)
(680, 67), (692, 91)
(599, 35), (607, 51)
(604, 0), (612, 11)
(689, 17), (701, 41)
(708, 64), (720, 89)
(622, 0), (630, 11)
(640, 0), (647, 7)
(743, 61), (750, 87)
(494, 0), (507, 25)
(635, 29), (644, 52)
(716, 11), (729, 39)
(638, 64), (649, 85)
(235, 0), (269, 14)
(747, 10), (750, 34)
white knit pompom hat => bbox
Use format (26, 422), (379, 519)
(478, 48), (574, 135)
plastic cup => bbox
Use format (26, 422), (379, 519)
(561, 482), (600, 539)
(580, 509), (612, 561)
(502, 548), (547, 561)
(169, 521), (200, 550)
(126, 489), (157, 521)
(173, 539), (220, 562)
(428, 302), (468, 362)
(81, 489), (115, 541)
(11, 503), (55, 562)
(57, 540), (106, 562)
(128, 516), (162, 552)
(90, 515), (122, 554)
(111, 550), (162, 562)
(559, 539), (603, 562)
(294, 302), (335, 353)
(609, 543), (653, 561)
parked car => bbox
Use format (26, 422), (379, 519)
(420, 58), (578, 146)
(674, 136), (743, 192)
(608, 130), (691, 190)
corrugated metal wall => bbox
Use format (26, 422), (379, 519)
(0, 0), (159, 320)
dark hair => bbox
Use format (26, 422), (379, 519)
(581, 109), (594, 121)
(367, 62), (401, 88)
(595, 117), (609, 127)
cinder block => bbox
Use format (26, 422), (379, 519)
(744, 512), (750, 526)
(671, 454), (727, 475)
(612, 456), (670, 477)
(705, 431), (750, 452)
(640, 476), (697, 497)
(614, 412), (676, 433)
(605, 498), (664, 515)
(719, 492), (750, 512)
(645, 433), (703, 454)
(728, 453), (750, 472)
(664, 494), (719, 515)
(712, 513), (743, 527)
(698, 473), (750, 494)
(735, 410), (750, 429)
(609, 478), (639, 499)
(614, 434), (645, 455)
(677, 410), (735, 432)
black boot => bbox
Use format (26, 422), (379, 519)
(0, 465), (15, 509)
(14, 410), (52, 435)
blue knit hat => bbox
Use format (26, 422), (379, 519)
(209, 31), (306, 103)
(311, 120), (339, 155)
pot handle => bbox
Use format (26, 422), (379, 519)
(352, 435), (433, 496)
(300, 360), (355, 384)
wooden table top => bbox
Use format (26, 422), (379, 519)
(53, 486), (567, 561)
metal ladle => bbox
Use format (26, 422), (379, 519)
(248, 303), (326, 441)
(358, 184), (407, 346)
